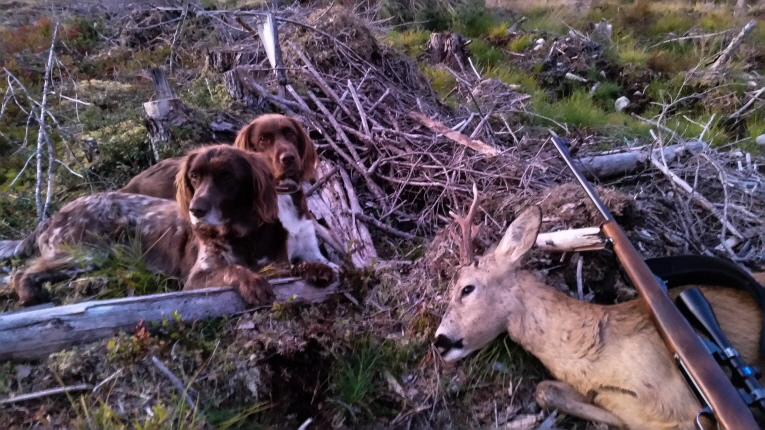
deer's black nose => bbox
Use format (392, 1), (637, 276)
(435, 334), (463, 353)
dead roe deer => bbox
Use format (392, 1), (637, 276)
(434, 203), (765, 430)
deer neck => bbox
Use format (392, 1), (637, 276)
(505, 271), (607, 375)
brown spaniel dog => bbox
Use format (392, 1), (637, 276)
(10, 145), (287, 306)
(118, 114), (336, 284)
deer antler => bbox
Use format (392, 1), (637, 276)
(449, 182), (482, 265)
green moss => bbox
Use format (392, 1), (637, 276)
(616, 39), (650, 68)
(534, 90), (608, 128)
(507, 34), (534, 53)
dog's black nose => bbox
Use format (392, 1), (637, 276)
(190, 206), (207, 218)
(434, 334), (463, 353)
(280, 153), (296, 165)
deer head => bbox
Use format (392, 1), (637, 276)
(434, 204), (543, 362)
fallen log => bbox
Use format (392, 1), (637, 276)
(0, 278), (342, 362)
(575, 141), (706, 179)
(305, 160), (378, 268)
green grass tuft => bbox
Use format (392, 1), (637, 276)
(507, 34), (534, 53)
(469, 39), (505, 68)
(384, 30), (431, 58)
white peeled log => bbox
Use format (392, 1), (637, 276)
(536, 227), (605, 253)
(576, 141), (706, 179)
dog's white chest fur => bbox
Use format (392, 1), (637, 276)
(278, 194), (332, 266)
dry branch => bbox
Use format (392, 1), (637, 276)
(408, 112), (500, 156)
(0, 384), (91, 405)
(709, 20), (756, 71)
(36, 24), (58, 221)
(0, 279), (341, 362)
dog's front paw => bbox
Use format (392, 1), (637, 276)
(232, 272), (275, 306)
(291, 262), (336, 288)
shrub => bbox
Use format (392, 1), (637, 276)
(699, 12), (733, 32)
(649, 12), (694, 36)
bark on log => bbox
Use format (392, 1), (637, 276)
(305, 160), (378, 268)
(143, 67), (188, 161)
(222, 68), (269, 114)
(0, 279), (342, 362)
(575, 141), (706, 179)
(205, 45), (264, 73)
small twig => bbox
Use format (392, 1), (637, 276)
(353, 212), (416, 240)
(648, 29), (732, 49)
(306, 165), (340, 196)
(150, 355), (198, 410)
(368, 88), (390, 112)
(576, 254), (584, 301)
(93, 369), (123, 393)
(0, 384), (91, 404)
(729, 87), (764, 119)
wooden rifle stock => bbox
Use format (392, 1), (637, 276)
(601, 220), (759, 430)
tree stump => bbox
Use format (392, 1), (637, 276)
(204, 45), (264, 73)
(222, 68), (270, 114)
(143, 67), (188, 161)
(426, 31), (471, 72)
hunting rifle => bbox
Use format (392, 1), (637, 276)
(550, 136), (760, 430)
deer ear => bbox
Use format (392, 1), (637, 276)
(495, 206), (542, 264)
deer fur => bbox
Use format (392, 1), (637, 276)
(435, 205), (764, 430)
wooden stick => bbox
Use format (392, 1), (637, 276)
(709, 20), (756, 71)
(0, 384), (91, 405)
(348, 80), (369, 135)
(536, 227), (604, 252)
(408, 111), (500, 156)
(354, 212), (416, 240)
(151, 355), (197, 410)
(0, 280), (341, 362)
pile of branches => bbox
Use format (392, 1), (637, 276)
(128, 2), (765, 270)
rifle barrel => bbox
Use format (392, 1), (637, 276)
(550, 137), (614, 221)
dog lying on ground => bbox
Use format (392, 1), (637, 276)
(11, 145), (287, 306)
(119, 114), (336, 284)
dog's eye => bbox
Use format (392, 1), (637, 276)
(284, 129), (296, 138)
(461, 285), (475, 297)
(189, 172), (199, 180)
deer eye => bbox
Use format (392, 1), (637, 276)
(461, 285), (475, 297)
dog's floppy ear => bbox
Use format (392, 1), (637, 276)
(290, 117), (317, 181)
(175, 151), (197, 221)
(234, 120), (257, 151)
(246, 153), (279, 225)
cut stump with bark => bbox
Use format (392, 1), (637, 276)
(143, 67), (189, 161)
(426, 31), (471, 72)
